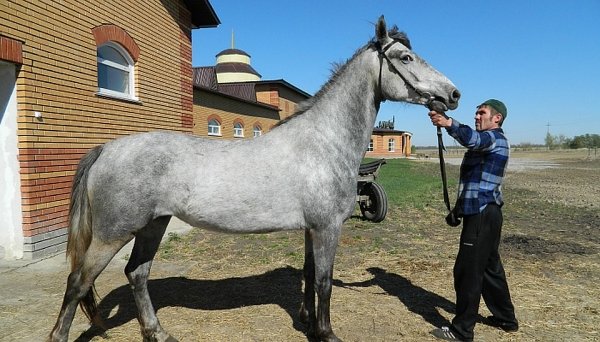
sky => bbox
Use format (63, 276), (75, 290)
(192, 0), (600, 146)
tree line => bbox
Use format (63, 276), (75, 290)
(544, 133), (600, 150)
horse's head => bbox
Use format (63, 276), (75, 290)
(374, 16), (460, 111)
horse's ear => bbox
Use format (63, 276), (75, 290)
(376, 15), (388, 42)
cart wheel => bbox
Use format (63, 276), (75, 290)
(359, 182), (388, 222)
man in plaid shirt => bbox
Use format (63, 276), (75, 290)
(428, 99), (518, 342)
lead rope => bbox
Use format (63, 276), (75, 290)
(437, 126), (452, 212)
(435, 115), (461, 227)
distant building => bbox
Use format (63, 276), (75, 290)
(366, 118), (412, 158)
(192, 45), (310, 139)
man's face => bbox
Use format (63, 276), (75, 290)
(474, 106), (500, 131)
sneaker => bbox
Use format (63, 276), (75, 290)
(431, 326), (468, 341)
(485, 316), (519, 332)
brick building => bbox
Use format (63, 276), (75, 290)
(366, 128), (413, 158)
(0, 0), (220, 259)
(192, 47), (310, 139)
(365, 118), (412, 158)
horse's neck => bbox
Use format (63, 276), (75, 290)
(290, 51), (380, 167)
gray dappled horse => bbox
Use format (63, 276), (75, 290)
(49, 16), (460, 342)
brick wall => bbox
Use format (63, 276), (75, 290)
(255, 88), (279, 110)
(1, 0), (196, 258)
(254, 84), (308, 120)
(193, 89), (280, 139)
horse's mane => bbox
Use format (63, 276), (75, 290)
(273, 26), (411, 128)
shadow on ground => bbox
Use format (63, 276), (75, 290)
(75, 266), (307, 341)
(75, 266), (460, 341)
(335, 267), (459, 328)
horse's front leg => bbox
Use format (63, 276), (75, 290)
(300, 229), (316, 332)
(311, 225), (342, 342)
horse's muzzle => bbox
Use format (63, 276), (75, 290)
(447, 89), (461, 110)
(427, 88), (461, 112)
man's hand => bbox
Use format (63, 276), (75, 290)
(428, 110), (452, 128)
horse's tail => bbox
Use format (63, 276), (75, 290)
(66, 144), (103, 324)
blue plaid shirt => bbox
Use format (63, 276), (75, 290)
(446, 118), (510, 216)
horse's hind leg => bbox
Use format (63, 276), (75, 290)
(124, 216), (176, 342)
(49, 238), (128, 342)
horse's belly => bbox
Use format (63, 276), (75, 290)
(176, 208), (306, 234)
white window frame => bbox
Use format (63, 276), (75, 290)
(97, 42), (138, 101)
(208, 119), (221, 136)
(233, 122), (244, 138)
(388, 138), (395, 152)
(253, 125), (262, 137)
(367, 139), (374, 152)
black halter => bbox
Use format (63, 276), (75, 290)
(375, 40), (434, 105)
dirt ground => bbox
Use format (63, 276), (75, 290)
(0, 149), (598, 342)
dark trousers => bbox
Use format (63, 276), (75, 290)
(451, 204), (517, 340)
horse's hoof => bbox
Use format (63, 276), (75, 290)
(317, 331), (342, 342)
(142, 332), (178, 342)
(320, 335), (342, 342)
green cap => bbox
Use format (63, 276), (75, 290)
(480, 99), (507, 119)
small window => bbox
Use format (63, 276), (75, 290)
(388, 138), (395, 152)
(367, 139), (374, 152)
(97, 42), (137, 101)
(253, 124), (262, 137)
(233, 122), (244, 138)
(208, 119), (221, 136)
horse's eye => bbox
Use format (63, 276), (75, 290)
(400, 54), (414, 64)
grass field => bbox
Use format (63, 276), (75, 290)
(367, 158), (457, 210)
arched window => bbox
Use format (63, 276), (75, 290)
(97, 42), (137, 100)
(253, 124), (262, 137)
(208, 119), (221, 136)
(233, 122), (244, 138)
(388, 138), (395, 152)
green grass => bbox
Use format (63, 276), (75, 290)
(366, 158), (458, 209)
